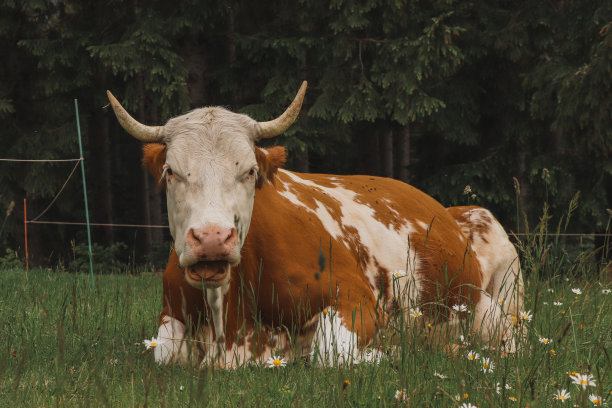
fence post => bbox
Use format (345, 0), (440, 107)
(23, 198), (29, 275)
(74, 99), (95, 290)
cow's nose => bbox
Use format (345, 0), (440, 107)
(186, 226), (238, 260)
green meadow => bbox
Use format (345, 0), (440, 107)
(1, 246), (610, 407)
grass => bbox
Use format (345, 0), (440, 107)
(0, 256), (610, 407)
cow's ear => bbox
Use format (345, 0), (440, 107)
(255, 146), (286, 188)
(143, 143), (167, 189)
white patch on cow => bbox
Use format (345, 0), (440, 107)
(310, 309), (382, 366)
(205, 283), (229, 364)
(458, 207), (523, 316)
(154, 316), (191, 365)
(313, 199), (343, 240)
(451, 207), (524, 348)
(278, 170), (419, 301)
(416, 220), (429, 231)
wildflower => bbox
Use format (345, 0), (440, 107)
(463, 185), (472, 195)
(466, 350), (479, 361)
(498, 299), (504, 305)
(509, 396), (517, 402)
(343, 380), (351, 389)
(109, 358), (118, 366)
(409, 307), (423, 318)
(433, 371), (448, 379)
(569, 373), (596, 389)
(506, 384), (512, 390)
(459, 335), (470, 345)
(553, 389), (571, 402)
(395, 389), (406, 401)
(571, 288), (582, 295)
(548, 288), (554, 293)
(539, 337), (552, 345)
(550, 349), (556, 356)
(589, 394), (605, 405)
(453, 304), (468, 312)
(143, 337), (165, 350)
(553, 301), (563, 306)
(179, 385), (184, 391)
(391, 269), (406, 279)
(459, 403), (477, 408)
(602, 289), (611, 295)
(481, 357), (494, 373)
(265, 355), (287, 368)
(519, 310), (533, 322)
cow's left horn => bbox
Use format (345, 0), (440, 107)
(106, 91), (164, 142)
(256, 81), (307, 140)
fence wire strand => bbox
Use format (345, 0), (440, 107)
(30, 160), (82, 222)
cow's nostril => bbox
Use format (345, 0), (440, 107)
(225, 228), (238, 245)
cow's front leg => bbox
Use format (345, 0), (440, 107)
(200, 283), (229, 369)
(309, 307), (383, 366)
(154, 315), (191, 365)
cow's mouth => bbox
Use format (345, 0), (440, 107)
(184, 261), (230, 287)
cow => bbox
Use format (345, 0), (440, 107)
(107, 82), (524, 367)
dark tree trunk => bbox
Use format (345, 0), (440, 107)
(137, 73), (153, 255)
(381, 128), (393, 178)
(357, 124), (380, 176)
(88, 66), (114, 246)
(397, 125), (411, 183)
(293, 53), (310, 173)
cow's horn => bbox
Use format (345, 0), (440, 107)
(106, 91), (164, 142)
(256, 81), (307, 140)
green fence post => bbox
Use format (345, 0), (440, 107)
(74, 99), (95, 290)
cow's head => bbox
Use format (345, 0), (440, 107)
(107, 82), (306, 288)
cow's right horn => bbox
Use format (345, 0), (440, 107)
(106, 91), (164, 142)
(256, 81), (307, 140)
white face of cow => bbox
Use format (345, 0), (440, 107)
(163, 110), (259, 287)
(106, 82), (306, 288)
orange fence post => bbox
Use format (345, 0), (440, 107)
(23, 198), (29, 274)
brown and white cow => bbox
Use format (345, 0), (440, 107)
(107, 82), (523, 367)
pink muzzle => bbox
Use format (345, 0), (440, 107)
(186, 226), (239, 261)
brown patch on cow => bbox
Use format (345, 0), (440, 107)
(143, 143), (167, 189)
(447, 206), (492, 245)
(373, 257), (390, 302)
(255, 146), (286, 188)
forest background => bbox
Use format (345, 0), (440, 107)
(1, 0), (610, 270)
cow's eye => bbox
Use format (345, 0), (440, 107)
(248, 169), (255, 176)
(167, 168), (173, 176)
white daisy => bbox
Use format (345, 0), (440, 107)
(553, 301), (563, 306)
(553, 389), (571, 402)
(391, 269), (406, 279)
(394, 389), (406, 401)
(481, 357), (494, 373)
(143, 337), (165, 350)
(589, 394), (605, 405)
(459, 334), (470, 345)
(409, 307), (423, 318)
(265, 355), (287, 368)
(519, 310), (533, 322)
(538, 337), (552, 345)
(466, 350), (479, 361)
(569, 373), (596, 389)
(571, 288), (582, 295)
(459, 403), (477, 408)
(452, 304), (468, 312)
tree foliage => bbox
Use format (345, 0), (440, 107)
(1, 0), (610, 265)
